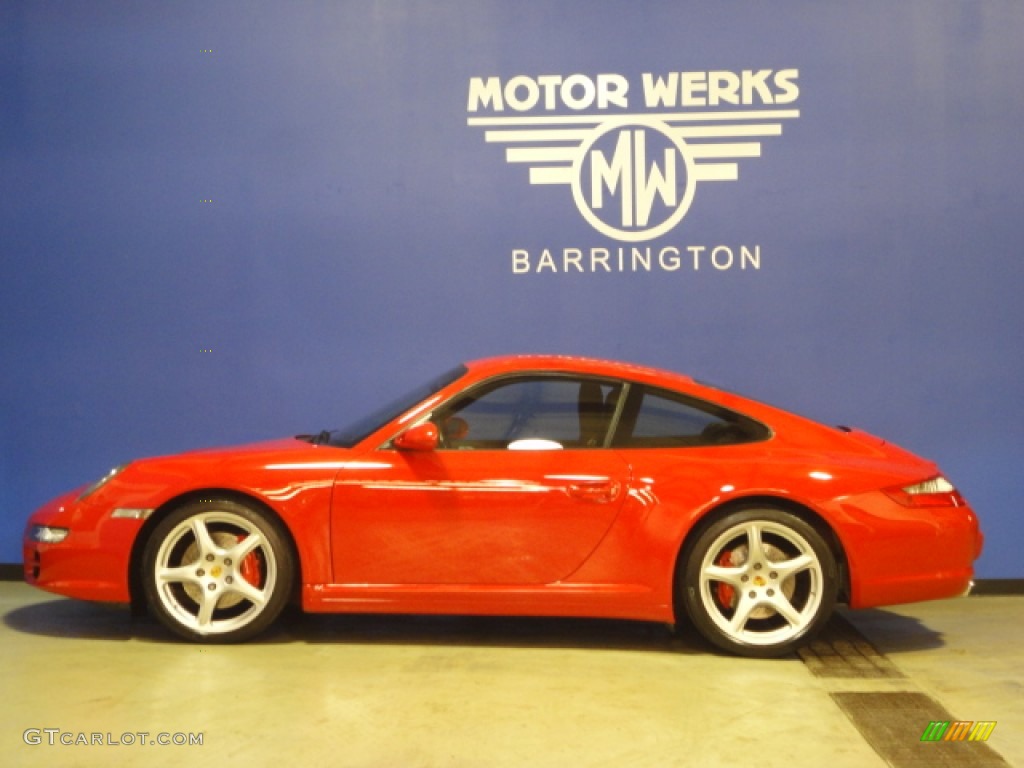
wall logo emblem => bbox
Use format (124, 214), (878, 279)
(467, 71), (800, 243)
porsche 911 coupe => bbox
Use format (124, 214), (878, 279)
(23, 355), (982, 656)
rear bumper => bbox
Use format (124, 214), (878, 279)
(835, 490), (983, 610)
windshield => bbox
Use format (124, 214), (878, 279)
(318, 364), (467, 448)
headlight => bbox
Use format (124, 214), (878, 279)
(29, 525), (70, 544)
(884, 475), (965, 508)
(77, 464), (127, 501)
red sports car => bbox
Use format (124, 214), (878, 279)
(23, 356), (982, 656)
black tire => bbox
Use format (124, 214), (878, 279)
(680, 506), (837, 658)
(142, 499), (294, 643)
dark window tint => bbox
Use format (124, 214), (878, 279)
(436, 376), (622, 450)
(615, 386), (769, 448)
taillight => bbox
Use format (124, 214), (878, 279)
(884, 475), (965, 508)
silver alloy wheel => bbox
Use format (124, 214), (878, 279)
(697, 519), (825, 648)
(150, 508), (280, 638)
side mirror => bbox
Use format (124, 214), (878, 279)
(394, 421), (440, 452)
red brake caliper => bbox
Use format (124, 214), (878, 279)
(715, 550), (735, 608)
(236, 535), (263, 586)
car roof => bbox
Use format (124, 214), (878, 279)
(463, 355), (696, 388)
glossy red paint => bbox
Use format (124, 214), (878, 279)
(23, 355), (983, 654)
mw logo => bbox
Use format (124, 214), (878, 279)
(466, 71), (800, 243)
(920, 720), (997, 742)
(572, 120), (694, 242)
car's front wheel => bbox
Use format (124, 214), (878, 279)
(142, 499), (293, 643)
(681, 507), (837, 657)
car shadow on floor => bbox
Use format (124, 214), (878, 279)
(3, 597), (702, 653)
(2, 596), (945, 657)
(836, 606), (948, 654)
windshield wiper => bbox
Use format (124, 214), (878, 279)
(296, 430), (333, 445)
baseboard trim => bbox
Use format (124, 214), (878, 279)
(971, 578), (1024, 595)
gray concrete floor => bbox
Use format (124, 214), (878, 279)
(1, 582), (1020, 767)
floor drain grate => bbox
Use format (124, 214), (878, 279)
(831, 691), (1008, 768)
(799, 613), (905, 679)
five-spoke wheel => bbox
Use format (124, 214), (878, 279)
(681, 507), (837, 657)
(142, 499), (293, 642)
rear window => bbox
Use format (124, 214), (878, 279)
(614, 385), (770, 448)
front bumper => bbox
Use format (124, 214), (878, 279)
(23, 490), (143, 604)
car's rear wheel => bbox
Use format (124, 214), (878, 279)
(681, 506), (837, 657)
(142, 499), (293, 643)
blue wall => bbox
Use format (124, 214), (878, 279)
(3, 1), (1022, 576)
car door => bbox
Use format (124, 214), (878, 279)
(330, 375), (630, 585)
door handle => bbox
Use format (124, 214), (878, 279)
(566, 479), (621, 503)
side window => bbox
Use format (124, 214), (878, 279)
(436, 376), (622, 450)
(616, 387), (769, 448)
